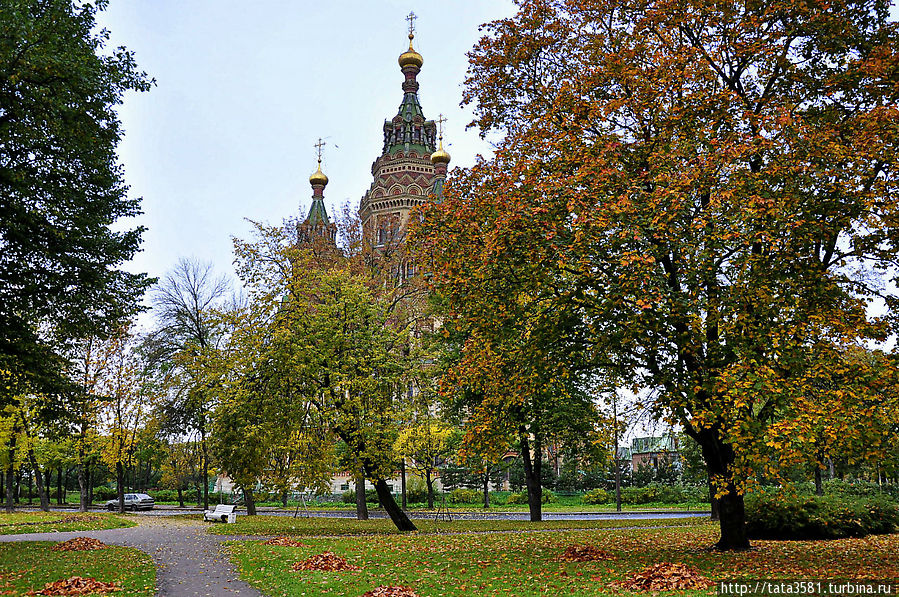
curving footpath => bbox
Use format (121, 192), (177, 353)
(0, 516), (261, 596)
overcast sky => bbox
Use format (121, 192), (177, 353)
(98, 1), (515, 286)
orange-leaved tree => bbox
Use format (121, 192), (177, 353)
(415, 0), (899, 549)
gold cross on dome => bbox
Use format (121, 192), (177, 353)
(406, 11), (417, 37)
(436, 113), (447, 140)
(314, 138), (326, 164)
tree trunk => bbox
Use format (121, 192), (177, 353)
(243, 486), (257, 516)
(814, 465), (824, 496)
(520, 427), (542, 522)
(281, 490), (288, 508)
(483, 469), (490, 509)
(373, 477), (416, 531)
(77, 463), (89, 512)
(708, 477), (720, 521)
(177, 485), (184, 508)
(28, 450), (50, 512)
(27, 469), (33, 505)
(400, 459), (407, 510)
(4, 433), (16, 513)
(116, 461), (126, 513)
(425, 469), (434, 509)
(86, 463), (94, 506)
(56, 468), (63, 505)
(695, 427), (749, 550)
(354, 469), (369, 520)
(201, 429), (210, 511)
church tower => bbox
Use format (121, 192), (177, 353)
(297, 139), (338, 245)
(359, 13), (446, 249)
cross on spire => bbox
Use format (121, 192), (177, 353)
(436, 113), (447, 141)
(406, 11), (417, 38)
(314, 138), (326, 165)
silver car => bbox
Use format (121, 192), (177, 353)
(105, 493), (155, 511)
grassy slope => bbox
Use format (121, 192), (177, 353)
(0, 542), (155, 596)
(202, 514), (704, 536)
(0, 512), (136, 535)
(229, 525), (899, 597)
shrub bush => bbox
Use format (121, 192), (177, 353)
(450, 488), (480, 504)
(745, 491), (899, 540)
(542, 489), (558, 504)
(583, 488), (610, 505)
(505, 492), (527, 505)
(149, 489), (179, 502)
(93, 486), (117, 501)
(340, 488), (380, 504)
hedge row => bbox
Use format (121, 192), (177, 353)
(745, 492), (899, 540)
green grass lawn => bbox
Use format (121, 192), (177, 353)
(0, 511), (136, 535)
(200, 514), (704, 536)
(0, 541), (155, 595)
(228, 525), (899, 597)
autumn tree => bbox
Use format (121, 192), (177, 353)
(416, 0), (899, 549)
(395, 421), (455, 509)
(145, 259), (230, 510)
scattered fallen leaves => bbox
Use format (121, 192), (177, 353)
(557, 544), (615, 562)
(264, 536), (307, 547)
(292, 552), (360, 572)
(360, 586), (419, 597)
(61, 515), (101, 524)
(28, 576), (121, 595)
(611, 562), (715, 592)
(50, 538), (108, 552)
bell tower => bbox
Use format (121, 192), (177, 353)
(359, 13), (444, 249)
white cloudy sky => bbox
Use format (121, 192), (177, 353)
(99, 1), (515, 285)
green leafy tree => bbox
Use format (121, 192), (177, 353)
(0, 0), (152, 405)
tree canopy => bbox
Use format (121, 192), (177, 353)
(415, 0), (899, 549)
(0, 0), (152, 398)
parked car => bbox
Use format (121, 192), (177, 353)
(105, 493), (155, 511)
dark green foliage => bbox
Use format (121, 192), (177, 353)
(92, 486), (117, 501)
(0, 0), (153, 398)
(745, 491), (899, 539)
(148, 489), (179, 503)
(342, 489), (379, 504)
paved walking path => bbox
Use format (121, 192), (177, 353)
(0, 516), (261, 596)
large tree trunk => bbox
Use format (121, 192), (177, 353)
(354, 469), (369, 520)
(708, 477), (720, 521)
(425, 469), (434, 509)
(86, 463), (94, 507)
(57, 468), (64, 505)
(28, 450), (50, 512)
(814, 465), (824, 496)
(116, 461), (126, 513)
(695, 427), (749, 550)
(243, 486), (257, 516)
(483, 468), (490, 509)
(519, 427), (542, 522)
(373, 477), (416, 531)
(177, 485), (185, 508)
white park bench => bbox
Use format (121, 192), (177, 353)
(203, 504), (236, 523)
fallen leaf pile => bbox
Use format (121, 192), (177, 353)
(50, 538), (108, 552)
(292, 552), (360, 571)
(611, 562), (715, 592)
(264, 536), (307, 547)
(558, 544), (615, 562)
(360, 586), (419, 597)
(28, 576), (121, 595)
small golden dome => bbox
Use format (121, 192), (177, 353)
(309, 163), (328, 187)
(398, 34), (423, 69)
(430, 147), (450, 164)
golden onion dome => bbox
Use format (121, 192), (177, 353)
(398, 34), (423, 69)
(430, 147), (451, 165)
(309, 163), (328, 187)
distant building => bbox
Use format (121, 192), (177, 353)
(630, 434), (680, 470)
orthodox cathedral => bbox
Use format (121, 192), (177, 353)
(297, 14), (450, 248)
